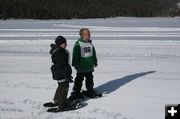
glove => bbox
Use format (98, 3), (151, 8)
(94, 62), (98, 67)
(66, 76), (73, 83)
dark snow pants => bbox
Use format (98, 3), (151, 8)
(73, 71), (94, 94)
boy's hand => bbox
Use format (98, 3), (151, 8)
(66, 76), (73, 83)
(94, 63), (98, 67)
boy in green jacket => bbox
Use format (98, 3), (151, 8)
(71, 28), (98, 99)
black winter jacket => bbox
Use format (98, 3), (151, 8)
(50, 44), (72, 82)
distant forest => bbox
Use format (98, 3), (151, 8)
(0, 0), (180, 19)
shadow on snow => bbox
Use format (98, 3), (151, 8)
(95, 71), (156, 94)
(69, 71), (156, 109)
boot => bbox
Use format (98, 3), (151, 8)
(68, 92), (84, 101)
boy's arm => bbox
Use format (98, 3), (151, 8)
(72, 43), (81, 68)
(55, 51), (66, 68)
(53, 51), (72, 81)
(93, 46), (98, 67)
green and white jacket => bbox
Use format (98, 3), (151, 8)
(72, 38), (97, 73)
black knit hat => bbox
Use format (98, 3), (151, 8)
(55, 36), (67, 46)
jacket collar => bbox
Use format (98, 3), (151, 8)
(49, 44), (64, 55)
(79, 38), (88, 43)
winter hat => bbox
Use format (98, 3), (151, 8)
(55, 36), (67, 46)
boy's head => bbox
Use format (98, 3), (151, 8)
(79, 28), (90, 42)
(55, 35), (67, 49)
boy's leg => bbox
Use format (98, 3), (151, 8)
(72, 73), (84, 94)
(82, 71), (99, 98)
(69, 73), (85, 100)
(53, 82), (69, 109)
(85, 71), (94, 91)
(53, 85), (59, 104)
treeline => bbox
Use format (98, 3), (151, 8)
(0, 0), (180, 19)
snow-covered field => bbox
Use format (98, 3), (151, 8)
(0, 17), (180, 119)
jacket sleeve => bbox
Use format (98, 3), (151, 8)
(72, 42), (81, 68)
(51, 51), (67, 80)
(55, 51), (66, 68)
(93, 46), (98, 66)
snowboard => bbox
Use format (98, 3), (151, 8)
(43, 102), (58, 107)
(67, 90), (102, 101)
(47, 101), (80, 113)
(81, 90), (102, 99)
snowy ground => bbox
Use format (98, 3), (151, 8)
(0, 17), (180, 119)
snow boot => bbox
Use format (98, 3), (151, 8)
(81, 90), (102, 98)
(68, 92), (85, 101)
(43, 102), (58, 107)
(47, 100), (80, 112)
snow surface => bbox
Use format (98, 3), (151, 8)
(0, 17), (180, 119)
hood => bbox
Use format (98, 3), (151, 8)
(49, 44), (58, 55)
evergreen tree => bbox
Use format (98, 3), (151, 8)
(0, 0), (179, 19)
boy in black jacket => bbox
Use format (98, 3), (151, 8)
(44, 36), (76, 112)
